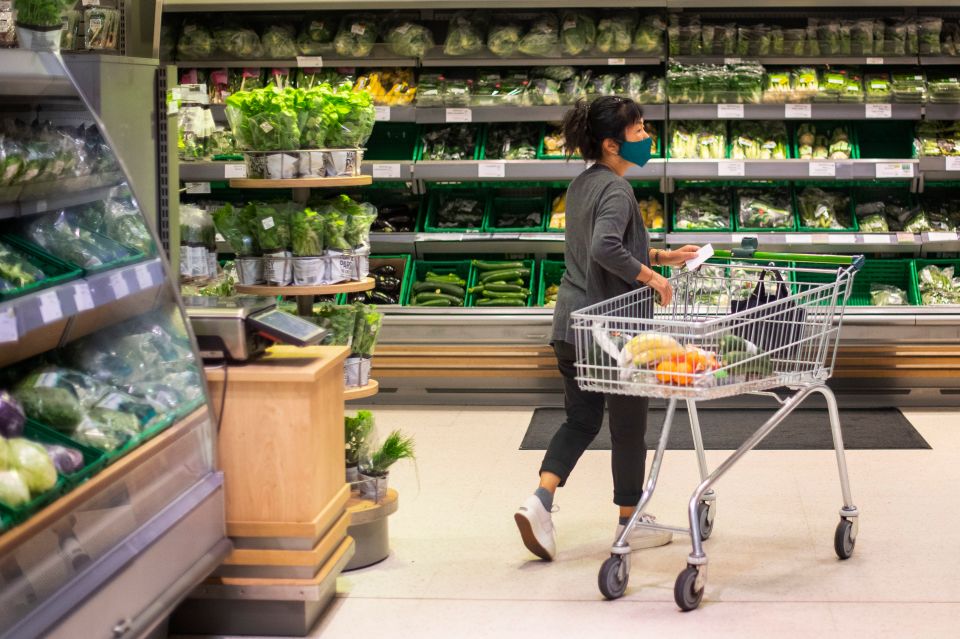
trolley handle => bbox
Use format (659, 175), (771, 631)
(712, 238), (864, 271)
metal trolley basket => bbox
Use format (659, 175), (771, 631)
(570, 247), (864, 610)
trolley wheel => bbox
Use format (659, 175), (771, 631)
(697, 501), (714, 541)
(834, 518), (856, 560)
(674, 566), (704, 612)
(598, 555), (629, 600)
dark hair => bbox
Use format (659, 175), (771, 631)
(561, 96), (643, 162)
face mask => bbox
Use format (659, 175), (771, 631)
(617, 137), (653, 168)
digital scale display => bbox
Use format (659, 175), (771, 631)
(248, 309), (327, 347)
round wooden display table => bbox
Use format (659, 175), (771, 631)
(236, 277), (375, 314)
(344, 488), (399, 571)
(344, 379), (379, 401)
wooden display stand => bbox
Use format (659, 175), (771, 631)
(173, 346), (355, 636)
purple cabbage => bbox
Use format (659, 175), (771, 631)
(0, 391), (25, 438)
(41, 443), (84, 475)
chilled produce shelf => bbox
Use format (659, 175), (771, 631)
(361, 161), (416, 181)
(670, 55), (920, 66)
(0, 51), (77, 98)
(414, 159), (666, 181)
(665, 159), (918, 181)
(669, 103), (923, 121)
(0, 173), (126, 219)
(420, 51), (664, 67)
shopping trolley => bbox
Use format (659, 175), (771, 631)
(570, 247), (864, 611)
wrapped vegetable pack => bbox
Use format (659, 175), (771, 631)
(484, 123), (539, 160)
(914, 121), (960, 158)
(385, 20), (434, 58)
(432, 193), (484, 229)
(0, 240), (46, 292)
(214, 24), (263, 58)
(797, 187), (852, 230)
(855, 189), (919, 233)
(633, 15), (665, 54)
(261, 24), (298, 59)
(670, 120), (726, 160)
(737, 188), (794, 229)
(77, 186), (153, 254)
(20, 210), (138, 269)
(730, 122), (788, 160)
(918, 264), (960, 305)
(488, 19), (522, 57)
(335, 15), (378, 58)
(177, 21), (215, 59)
(559, 11), (595, 56)
(444, 12), (485, 57)
(871, 283), (908, 307)
(420, 125), (478, 161)
(519, 13), (560, 57)
(354, 70), (416, 106)
(595, 13), (634, 54)
(675, 189), (732, 230)
(796, 123), (853, 161)
(297, 17), (335, 55)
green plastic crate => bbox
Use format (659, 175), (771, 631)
(636, 187), (667, 233)
(857, 120), (915, 160)
(671, 188), (734, 232)
(364, 123), (420, 162)
(424, 188), (488, 233)
(794, 184), (858, 232)
(792, 121), (860, 161)
(793, 258), (918, 306)
(537, 124), (574, 160)
(0, 235), (82, 301)
(25, 420), (107, 488)
(733, 186), (799, 232)
(913, 259), (960, 306)
(537, 259), (565, 307)
(479, 123), (541, 161)
(851, 185), (918, 232)
(7, 232), (146, 276)
(342, 254), (412, 306)
(483, 195), (548, 233)
(415, 124), (483, 162)
(467, 258), (535, 307)
(406, 260), (472, 307)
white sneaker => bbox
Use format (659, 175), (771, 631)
(616, 513), (673, 550)
(514, 495), (557, 561)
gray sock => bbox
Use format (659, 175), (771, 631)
(619, 516), (629, 526)
(534, 487), (554, 510)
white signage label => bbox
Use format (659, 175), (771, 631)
(109, 273), (130, 299)
(445, 108), (472, 123)
(185, 182), (211, 194)
(896, 232), (915, 243)
(945, 157), (960, 171)
(73, 282), (94, 311)
(0, 310), (16, 343)
(784, 104), (812, 119)
(875, 162), (914, 179)
(866, 57), (884, 65)
(827, 234), (848, 244)
(135, 264), (153, 290)
(865, 104), (892, 119)
(717, 161), (745, 177)
(478, 162), (506, 178)
(862, 234), (890, 244)
(224, 163), (247, 178)
(374, 106), (391, 122)
(717, 104), (745, 119)
(296, 56), (323, 68)
(808, 161), (837, 177)
(607, 58), (626, 65)
(793, 234), (813, 244)
(38, 292), (62, 324)
(926, 232), (959, 242)
(372, 164), (402, 179)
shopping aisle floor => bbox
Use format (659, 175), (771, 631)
(224, 407), (960, 638)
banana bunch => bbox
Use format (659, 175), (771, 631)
(619, 332), (685, 369)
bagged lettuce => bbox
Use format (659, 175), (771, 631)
(261, 24), (298, 59)
(595, 13), (635, 54)
(560, 11), (596, 56)
(633, 15), (664, 54)
(518, 14), (560, 57)
(297, 17), (335, 55)
(385, 20), (434, 58)
(444, 12), (485, 56)
(488, 19), (522, 57)
(335, 15), (378, 58)
(177, 21), (215, 59)
(213, 24), (263, 58)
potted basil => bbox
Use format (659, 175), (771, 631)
(14, 0), (71, 51)
(358, 430), (414, 502)
(344, 410), (374, 486)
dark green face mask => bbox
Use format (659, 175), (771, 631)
(616, 137), (654, 167)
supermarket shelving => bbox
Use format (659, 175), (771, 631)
(671, 55), (920, 66)
(668, 103), (924, 120)
(665, 159), (918, 181)
(420, 51), (664, 68)
(0, 172), (126, 219)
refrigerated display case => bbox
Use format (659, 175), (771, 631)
(0, 51), (227, 638)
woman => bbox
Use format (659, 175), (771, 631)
(514, 96), (699, 561)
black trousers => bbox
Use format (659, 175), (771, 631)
(540, 341), (649, 507)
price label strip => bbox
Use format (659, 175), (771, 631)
(135, 264), (154, 291)
(0, 309), (16, 343)
(478, 162), (506, 178)
(37, 291), (63, 324)
(109, 273), (130, 300)
(73, 282), (95, 312)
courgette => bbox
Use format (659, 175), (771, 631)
(413, 281), (465, 297)
(480, 268), (530, 283)
(481, 290), (527, 300)
(473, 260), (525, 271)
(719, 334), (758, 355)
(723, 350), (772, 376)
(416, 292), (464, 305)
(476, 298), (526, 306)
(483, 283), (527, 293)
(416, 298), (452, 307)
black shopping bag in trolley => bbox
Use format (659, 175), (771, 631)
(730, 268), (806, 356)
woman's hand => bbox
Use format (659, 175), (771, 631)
(642, 268), (673, 307)
(656, 245), (700, 267)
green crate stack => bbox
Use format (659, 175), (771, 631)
(467, 258), (536, 307)
(732, 184), (799, 232)
(851, 183), (919, 233)
(25, 420), (107, 488)
(7, 232), (146, 276)
(913, 259), (960, 306)
(794, 183), (859, 232)
(793, 258), (919, 306)
(423, 186), (488, 233)
(364, 123), (420, 161)
(0, 235), (83, 301)
(537, 259), (565, 307)
(483, 194), (549, 233)
(671, 185), (735, 233)
(405, 260), (472, 307)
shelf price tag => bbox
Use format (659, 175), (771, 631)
(223, 163), (247, 179)
(81, 0), (100, 6)
(876, 162), (914, 179)
(827, 234), (848, 244)
(73, 282), (94, 312)
(861, 234), (890, 244)
(926, 231), (959, 242)
(896, 232), (916, 243)
(784, 104), (812, 119)
(374, 106), (391, 122)
(372, 163), (402, 179)
(945, 157), (960, 171)
(109, 273), (130, 300)
(724, 57), (742, 64)
(478, 162), (506, 178)
(185, 182), (211, 194)
(607, 58), (626, 65)
(808, 161), (836, 177)
(793, 234), (813, 244)
(866, 57), (884, 65)
(717, 161), (745, 177)
(717, 104), (744, 119)
(135, 264), (153, 290)
(0, 310), (16, 343)
(445, 108), (472, 123)
(295, 56), (323, 68)
(865, 104), (892, 119)
(37, 292), (62, 324)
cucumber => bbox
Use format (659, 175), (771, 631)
(413, 281), (465, 297)
(723, 351), (772, 376)
(481, 290), (527, 300)
(719, 334), (758, 355)
(480, 268), (530, 283)
(416, 292), (463, 305)
(476, 298), (526, 307)
(416, 298), (452, 307)
(483, 283), (525, 293)
(425, 272), (466, 286)
(473, 260), (525, 271)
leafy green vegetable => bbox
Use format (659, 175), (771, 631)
(297, 17), (335, 55)
(738, 188), (794, 229)
(261, 24), (298, 59)
(670, 120), (726, 160)
(488, 20), (522, 57)
(560, 11), (596, 56)
(14, 387), (83, 431)
(0, 469), (30, 508)
(918, 264), (960, 305)
(345, 410), (375, 465)
(177, 21), (215, 59)
(797, 187), (852, 230)
(730, 122), (789, 160)
(633, 15), (664, 54)
(870, 283), (908, 306)
(675, 189), (732, 230)
(351, 303), (383, 357)
(595, 13), (635, 54)
(444, 12), (485, 56)
(0, 241), (45, 291)
(484, 123), (539, 160)
(14, 0), (73, 28)
(290, 207), (325, 256)
(313, 303), (357, 345)
(8, 438), (56, 493)
(74, 409), (139, 452)
(385, 21), (434, 58)
(213, 25), (263, 58)
(420, 124), (479, 161)
(361, 430), (415, 476)
(334, 15), (378, 58)
(518, 14), (560, 57)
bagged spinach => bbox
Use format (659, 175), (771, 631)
(385, 20), (434, 58)
(560, 11), (596, 56)
(595, 13), (635, 54)
(334, 15), (378, 58)
(488, 19), (522, 57)
(518, 13), (560, 57)
(444, 12), (485, 56)
(261, 24), (298, 59)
